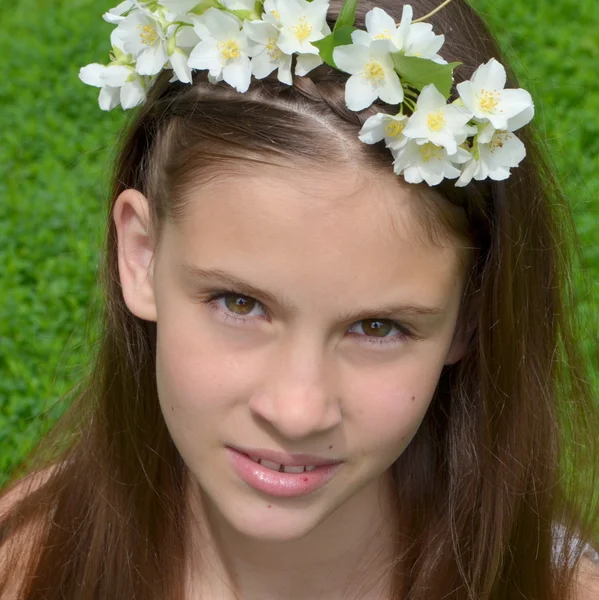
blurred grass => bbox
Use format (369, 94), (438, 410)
(1, 0), (598, 485)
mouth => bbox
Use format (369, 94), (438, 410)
(226, 447), (343, 498)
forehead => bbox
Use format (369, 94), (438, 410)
(163, 163), (464, 307)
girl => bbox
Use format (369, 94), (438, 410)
(1, 0), (598, 598)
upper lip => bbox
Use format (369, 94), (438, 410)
(228, 445), (343, 467)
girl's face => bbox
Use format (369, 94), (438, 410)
(123, 163), (467, 542)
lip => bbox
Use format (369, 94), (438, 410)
(226, 447), (343, 498)
(227, 445), (342, 467)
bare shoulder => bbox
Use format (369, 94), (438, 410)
(574, 554), (599, 600)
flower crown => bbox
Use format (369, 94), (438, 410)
(80, 0), (535, 187)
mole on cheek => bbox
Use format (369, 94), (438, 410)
(411, 396), (416, 402)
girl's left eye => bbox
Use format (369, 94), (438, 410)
(203, 291), (417, 347)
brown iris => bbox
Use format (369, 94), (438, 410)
(223, 293), (256, 315)
(361, 319), (393, 337)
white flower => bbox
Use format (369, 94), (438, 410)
(243, 20), (293, 84)
(274, 0), (330, 56)
(111, 10), (168, 76)
(455, 129), (527, 186)
(456, 58), (534, 131)
(393, 140), (471, 186)
(359, 112), (409, 151)
(349, 7), (400, 49)
(102, 0), (136, 24)
(79, 62), (147, 110)
(402, 84), (474, 155)
(166, 25), (201, 83)
(352, 6), (445, 64)
(333, 40), (403, 111)
(262, 0), (281, 25)
(398, 5), (446, 64)
(188, 8), (254, 92)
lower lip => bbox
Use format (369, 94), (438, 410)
(226, 447), (343, 498)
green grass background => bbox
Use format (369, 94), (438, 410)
(1, 0), (598, 486)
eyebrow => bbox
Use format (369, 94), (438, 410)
(182, 264), (445, 322)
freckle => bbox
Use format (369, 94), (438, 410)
(411, 396), (415, 402)
(329, 445), (333, 449)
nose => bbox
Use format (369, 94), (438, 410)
(248, 334), (342, 441)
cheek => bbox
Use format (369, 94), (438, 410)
(344, 353), (446, 455)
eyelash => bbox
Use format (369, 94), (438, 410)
(202, 290), (419, 347)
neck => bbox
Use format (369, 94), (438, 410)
(184, 473), (399, 600)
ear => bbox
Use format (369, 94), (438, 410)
(113, 189), (158, 322)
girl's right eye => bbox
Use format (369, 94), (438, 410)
(204, 291), (267, 323)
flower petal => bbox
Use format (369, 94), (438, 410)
(378, 70), (404, 105)
(416, 84), (446, 111)
(507, 104), (534, 132)
(244, 20), (278, 45)
(188, 39), (221, 71)
(120, 79), (146, 109)
(136, 44), (168, 76)
(359, 113), (388, 144)
(99, 86), (120, 111)
(195, 8), (242, 41)
(102, 64), (132, 87)
(170, 49), (193, 83)
(345, 73), (378, 111)
(79, 63), (106, 87)
(365, 7), (396, 38)
(351, 30), (372, 47)
(333, 44), (369, 75)
(277, 54), (293, 84)
(472, 58), (506, 92)
(295, 53), (322, 76)
(222, 55), (252, 92)
(251, 50), (277, 79)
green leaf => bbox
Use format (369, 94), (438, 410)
(189, 0), (224, 16)
(334, 0), (358, 31)
(312, 26), (355, 69)
(391, 54), (461, 99)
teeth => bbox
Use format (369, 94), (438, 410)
(282, 465), (306, 473)
(248, 456), (319, 473)
(260, 459), (282, 471)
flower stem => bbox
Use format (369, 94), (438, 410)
(402, 97), (416, 112)
(412, 0), (456, 24)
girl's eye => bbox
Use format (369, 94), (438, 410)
(347, 319), (414, 346)
(208, 292), (267, 321)
(204, 291), (417, 346)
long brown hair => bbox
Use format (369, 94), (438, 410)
(2, 0), (598, 598)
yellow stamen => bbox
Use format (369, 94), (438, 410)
(363, 61), (385, 85)
(271, 9), (280, 20)
(385, 120), (405, 138)
(489, 130), (510, 152)
(427, 110), (446, 131)
(138, 24), (158, 45)
(292, 16), (312, 42)
(479, 89), (500, 112)
(217, 39), (241, 61)
(266, 37), (281, 61)
(374, 30), (391, 40)
(419, 143), (444, 162)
